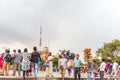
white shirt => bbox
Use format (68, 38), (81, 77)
(59, 58), (67, 69)
(100, 62), (106, 71)
(112, 62), (118, 69)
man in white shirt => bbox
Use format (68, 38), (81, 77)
(111, 61), (118, 76)
(100, 59), (106, 80)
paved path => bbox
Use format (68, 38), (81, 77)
(2, 70), (87, 78)
(1, 70), (120, 80)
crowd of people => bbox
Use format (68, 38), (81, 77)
(0, 46), (82, 80)
(85, 58), (120, 80)
(0, 46), (119, 80)
(58, 53), (120, 80)
(0, 47), (41, 80)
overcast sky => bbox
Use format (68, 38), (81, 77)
(0, 0), (120, 57)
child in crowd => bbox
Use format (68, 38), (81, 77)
(118, 66), (120, 76)
(26, 62), (33, 76)
(66, 58), (73, 76)
(58, 53), (67, 80)
(99, 59), (106, 80)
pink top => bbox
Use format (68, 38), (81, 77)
(0, 57), (3, 66)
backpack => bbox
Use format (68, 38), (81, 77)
(5, 53), (12, 62)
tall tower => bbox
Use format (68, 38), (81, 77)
(39, 26), (42, 50)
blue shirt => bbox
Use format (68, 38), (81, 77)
(74, 59), (81, 68)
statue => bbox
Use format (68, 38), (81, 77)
(83, 48), (92, 62)
(41, 47), (49, 61)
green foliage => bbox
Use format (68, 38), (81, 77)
(53, 57), (58, 67)
(93, 58), (101, 66)
(40, 59), (45, 67)
(96, 39), (120, 63)
(40, 55), (58, 67)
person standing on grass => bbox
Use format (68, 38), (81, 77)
(99, 59), (106, 80)
(12, 49), (22, 76)
(31, 47), (40, 78)
(22, 48), (30, 80)
(74, 54), (82, 80)
(58, 53), (67, 80)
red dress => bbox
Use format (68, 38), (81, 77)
(0, 57), (3, 69)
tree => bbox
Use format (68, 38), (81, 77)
(40, 59), (45, 67)
(96, 39), (120, 63)
(53, 57), (58, 67)
(93, 58), (101, 66)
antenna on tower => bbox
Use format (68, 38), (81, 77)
(39, 26), (42, 50)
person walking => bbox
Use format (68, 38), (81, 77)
(105, 60), (111, 76)
(88, 57), (94, 80)
(109, 61), (113, 75)
(1, 49), (12, 76)
(111, 61), (118, 76)
(58, 53), (67, 80)
(22, 48), (30, 80)
(12, 49), (22, 76)
(31, 47), (40, 78)
(74, 54), (82, 80)
(99, 59), (106, 80)
(45, 52), (54, 78)
(93, 61), (98, 71)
